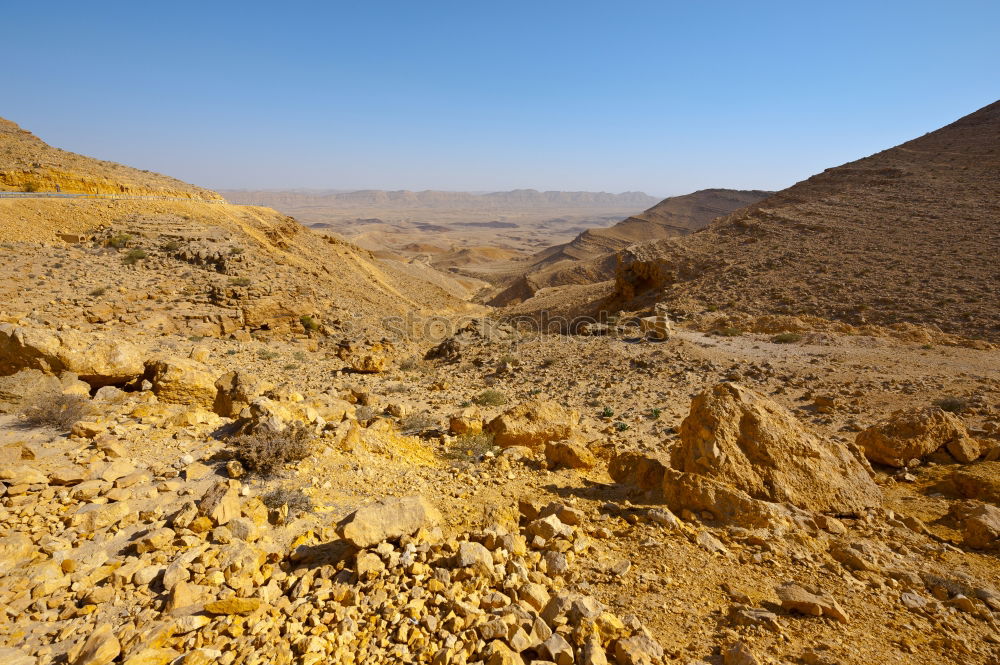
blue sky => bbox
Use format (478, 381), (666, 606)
(4, 1), (998, 196)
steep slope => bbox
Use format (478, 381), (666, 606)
(0, 117), (222, 200)
(489, 189), (769, 305)
(613, 100), (1000, 342)
(0, 120), (478, 344)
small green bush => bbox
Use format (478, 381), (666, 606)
(650, 408), (662, 419)
(23, 182), (39, 193)
(772, 332), (803, 344)
(614, 421), (630, 432)
(122, 248), (147, 265)
(600, 406), (614, 418)
(229, 277), (252, 287)
(300, 315), (319, 331)
(89, 287), (107, 297)
(108, 233), (131, 249)
(163, 240), (182, 251)
(472, 389), (507, 406)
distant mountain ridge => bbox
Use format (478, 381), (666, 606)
(221, 188), (659, 209)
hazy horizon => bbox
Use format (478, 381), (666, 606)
(5, 1), (999, 197)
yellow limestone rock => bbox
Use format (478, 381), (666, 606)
(71, 623), (120, 665)
(486, 400), (579, 449)
(204, 597), (262, 615)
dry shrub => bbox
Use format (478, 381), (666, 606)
(262, 488), (314, 517)
(400, 411), (439, 435)
(934, 396), (968, 414)
(230, 426), (313, 478)
(444, 431), (496, 463)
(21, 393), (92, 430)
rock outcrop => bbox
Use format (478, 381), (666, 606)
(0, 323), (143, 387)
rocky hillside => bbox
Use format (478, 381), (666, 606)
(0, 117), (223, 200)
(2, 113), (999, 665)
(488, 189), (769, 306)
(0, 120), (480, 345)
(612, 101), (1000, 342)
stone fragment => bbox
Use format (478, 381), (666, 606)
(723, 641), (760, 665)
(776, 582), (849, 623)
(454, 541), (493, 568)
(204, 597), (261, 615)
(0, 533), (34, 574)
(0, 464), (46, 485)
(961, 503), (1000, 550)
(0, 323), (144, 387)
(337, 495), (442, 548)
(545, 439), (597, 470)
(198, 481), (240, 526)
(0, 648), (35, 665)
(213, 370), (273, 418)
(71, 623), (120, 665)
(613, 634), (664, 665)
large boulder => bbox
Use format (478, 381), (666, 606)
(486, 400), (579, 449)
(145, 357), (219, 407)
(213, 370), (274, 417)
(0, 323), (143, 387)
(856, 407), (980, 467)
(673, 383), (881, 513)
(337, 495), (441, 548)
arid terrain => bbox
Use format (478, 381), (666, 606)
(219, 189), (656, 261)
(0, 100), (999, 665)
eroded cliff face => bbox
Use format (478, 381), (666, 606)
(0, 116), (223, 201)
(0, 168), (224, 200)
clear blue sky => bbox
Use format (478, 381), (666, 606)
(4, 1), (998, 196)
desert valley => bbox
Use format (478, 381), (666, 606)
(0, 94), (998, 665)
